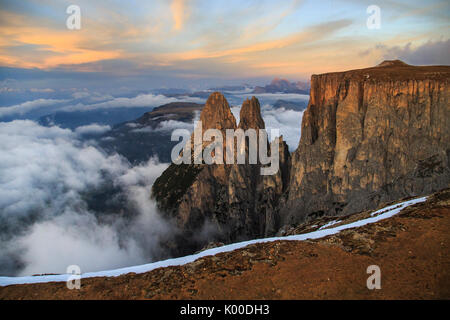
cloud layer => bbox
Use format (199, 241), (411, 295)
(231, 104), (304, 151)
(0, 98), (67, 117)
(61, 94), (205, 112)
(0, 120), (171, 276)
(0, 91), (205, 120)
(75, 123), (111, 135)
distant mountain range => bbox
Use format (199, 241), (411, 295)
(252, 78), (310, 94)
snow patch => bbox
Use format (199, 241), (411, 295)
(318, 220), (342, 230)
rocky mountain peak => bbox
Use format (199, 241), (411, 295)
(200, 92), (236, 130)
(239, 96), (265, 130)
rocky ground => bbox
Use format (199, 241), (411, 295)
(1, 188), (449, 300)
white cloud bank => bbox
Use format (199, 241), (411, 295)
(61, 94), (205, 112)
(262, 105), (304, 151)
(130, 110), (201, 133)
(0, 120), (170, 276)
(75, 123), (111, 135)
(0, 92), (206, 118)
(131, 120), (195, 133)
(0, 99), (67, 117)
(231, 104), (304, 151)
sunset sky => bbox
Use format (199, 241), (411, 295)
(0, 0), (449, 90)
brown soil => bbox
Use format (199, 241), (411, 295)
(1, 190), (449, 300)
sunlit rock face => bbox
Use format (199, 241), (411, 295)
(282, 61), (450, 224)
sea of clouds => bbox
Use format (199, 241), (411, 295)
(231, 104), (304, 151)
(0, 91), (206, 121)
(0, 120), (172, 276)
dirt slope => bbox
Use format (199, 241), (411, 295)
(1, 189), (449, 300)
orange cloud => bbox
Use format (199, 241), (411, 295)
(0, 11), (122, 69)
(160, 19), (352, 62)
(171, 0), (189, 31)
(0, 2), (444, 79)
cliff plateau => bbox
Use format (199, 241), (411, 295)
(282, 60), (450, 225)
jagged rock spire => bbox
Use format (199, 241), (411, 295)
(200, 92), (237, 130)
(239, 96), (265, 130)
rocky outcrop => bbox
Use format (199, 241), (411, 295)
(152, 93), (290, 252)
(282, 60), (450, 225)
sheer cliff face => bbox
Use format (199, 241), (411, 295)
(283, 61), (450, 224)
(152, 93), (290, 249)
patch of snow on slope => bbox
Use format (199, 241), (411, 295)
(318, 220), (342, 230)
(0, 196), (427, 286)
(370, 202), (405, 216)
